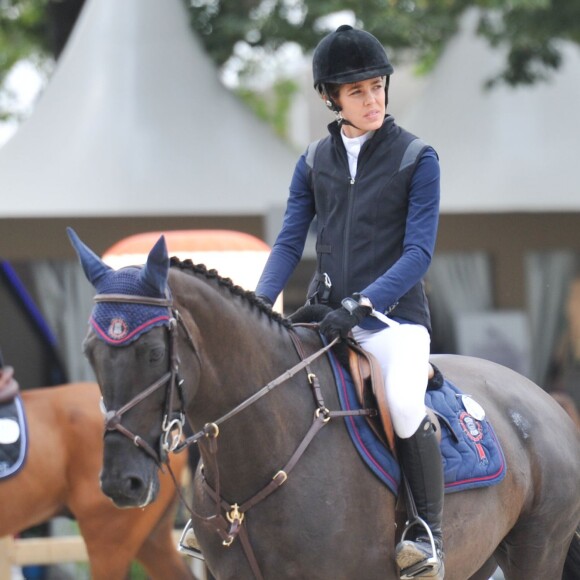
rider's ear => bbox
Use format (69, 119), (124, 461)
(67, 227), (112, 288)
(141, 235), (169, 296)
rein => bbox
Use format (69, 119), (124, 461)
(173, 331), (340, 452)
(94, 292), (375, 579)
(173, 324), (374, 580)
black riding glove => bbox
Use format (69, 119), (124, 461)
(319, 299), (372, 341)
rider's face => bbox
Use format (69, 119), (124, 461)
(336, 76), (386, 138)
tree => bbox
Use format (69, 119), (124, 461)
(476, 0), (580, 86)
(0, 0), (83, 120)
(1, 0), (579, 119)
(186, 0), (580, 87)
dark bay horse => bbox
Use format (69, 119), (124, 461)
(68, 229), (580, 580)
(0, 377), (194, 580)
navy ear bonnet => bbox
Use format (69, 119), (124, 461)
(90, 267), (171, 345)
(67, 228), (171, 346)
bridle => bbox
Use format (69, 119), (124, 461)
(94, 293), (196, 467)
(92, 291), (375, 580)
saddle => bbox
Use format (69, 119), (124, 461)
(345, 340), (439, 456)
(0, 367), (19, 404)
(287, 305), (439, 456)
(0, 365), (27, 481)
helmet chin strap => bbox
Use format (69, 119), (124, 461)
(336, 111), (359, 130)
(322, 97), (360, 130)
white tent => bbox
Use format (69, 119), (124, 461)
(0, 0), (300, 387)
(0, 0), (298, 219)
(397, 9), (580, 213)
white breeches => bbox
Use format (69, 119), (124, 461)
(352, 323), (431, 439)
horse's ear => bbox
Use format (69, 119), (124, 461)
(67, 227), (112, 288)
(141, 235), (169, 295)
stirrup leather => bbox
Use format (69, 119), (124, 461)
(397, 515), (442, 579)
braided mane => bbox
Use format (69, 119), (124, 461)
(169, 257), (291, 328)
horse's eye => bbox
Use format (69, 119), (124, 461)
(149, 347), (164, 363)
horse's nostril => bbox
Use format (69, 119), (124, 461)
(128, 476), (144, 493)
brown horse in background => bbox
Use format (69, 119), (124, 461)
(0, 375), (194, 580)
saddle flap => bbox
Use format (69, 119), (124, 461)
(347, 342), (397, 456)
(346, 342), (441, 457)
(0, 367), (18, 403)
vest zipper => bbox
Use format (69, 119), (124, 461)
(343, 176), (356, 295)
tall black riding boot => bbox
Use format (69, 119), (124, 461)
(395, 415), (445, 579)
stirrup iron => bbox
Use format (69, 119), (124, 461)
(398, 515), (441, 579)
(177, 519), (205, 561)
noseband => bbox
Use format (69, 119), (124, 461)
(94, 293), (194, 466)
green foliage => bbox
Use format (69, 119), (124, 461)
(0, 0), (52, 119)
(236, 77), (299, 140)
(1, 0), (579, 121)
(0, 0), (50, 79)
(476, 0), (580, 85)
(185, 0), (580, 87)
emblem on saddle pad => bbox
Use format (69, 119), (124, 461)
(459, 411), (488, 464)
(460, 413), (483, 441)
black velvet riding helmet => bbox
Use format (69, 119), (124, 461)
(312, 25), (394, 89)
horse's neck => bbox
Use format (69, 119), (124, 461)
(199, 330), (311, 497)
(190, 306), (297, 423)
(173, 271), (290, 406)
(174, 277), (315, 496)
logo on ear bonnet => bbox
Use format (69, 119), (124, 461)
(108, 318), (129, 341)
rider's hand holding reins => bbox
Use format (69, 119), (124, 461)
(319, 296), (372, 340)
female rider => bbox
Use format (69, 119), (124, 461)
(256, 25), (443, 579)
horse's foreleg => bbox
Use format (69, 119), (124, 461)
(85, 541), (135, 580)
(79, 504), (154, 580)
(135, 502), (195, 580)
